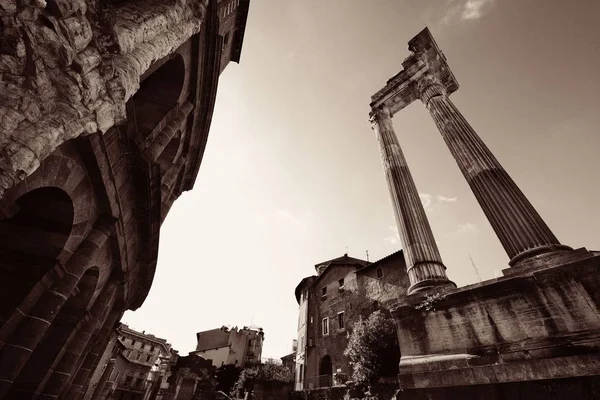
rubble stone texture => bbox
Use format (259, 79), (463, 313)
(0, 0), (250, 397)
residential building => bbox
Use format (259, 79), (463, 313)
(84, 324), (172, 400)
(293, 251), (410, 390)
(193, 326), (264, 368)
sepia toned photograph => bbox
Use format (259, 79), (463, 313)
(0, 0), (598, 399)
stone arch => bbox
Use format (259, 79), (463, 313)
(0, 141), (98, 259)
(133, 54), (186, 141)
(8, 267), (100, 396)
(0, 187), (74, 329)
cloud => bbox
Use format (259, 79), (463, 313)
(440, 0), (495, 25)
(419, 193), (458, 212)
(461, 0), (494, 19)
(457, 222), (477, 233)
(384, 225), (399, 244)
(437, 195), (458, 203)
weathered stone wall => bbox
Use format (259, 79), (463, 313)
(394, 375), (600, 400)
(0, 0), (208, 198)
(392, 255), (600, 390)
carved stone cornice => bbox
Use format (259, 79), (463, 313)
(370, 27), (458, 117)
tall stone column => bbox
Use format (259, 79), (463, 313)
(370, 106), (455, 294)
(417, 75), (572, 267)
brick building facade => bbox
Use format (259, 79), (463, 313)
(293, 251), (410, 390)
(0, 0), (250, 397)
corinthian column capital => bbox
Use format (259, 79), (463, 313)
(369, 106), (392, 126)
(415, 74), (447, 107)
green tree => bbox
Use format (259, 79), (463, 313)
(343, 311), (400, 384)
(231, 360), (293, 397)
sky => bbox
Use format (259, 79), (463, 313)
(123, 0), (600, 360)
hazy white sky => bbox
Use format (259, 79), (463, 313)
(123, 0), (600, 360)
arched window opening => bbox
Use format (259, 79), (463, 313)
(9, 268), (99, 395)
(0, 187), (74, 327)
(132, 55), (185, 140)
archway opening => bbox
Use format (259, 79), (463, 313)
(9, 268), (99, 395)
(132, 55), (185, 140)
(0, 187), (74, 327)
(318, 355), (332, 388)
(156, 132), (183, 172)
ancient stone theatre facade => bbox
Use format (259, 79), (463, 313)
(0, 0), (249, 398)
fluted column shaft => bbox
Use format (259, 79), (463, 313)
(370, 107), (454, 294)
(419, 78), (571, 266)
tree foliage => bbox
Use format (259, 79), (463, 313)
(343, 311), (400, 384)
(230, 360), (293, 397)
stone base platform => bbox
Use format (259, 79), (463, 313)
(391, 250), (600, 398)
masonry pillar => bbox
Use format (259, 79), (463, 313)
(370, 106), (455, 294)
(0, 217), (113, 397)
(40, 280), (119, 398)
(90, 358), (116, 400)
(417, 75), (572, 267)
(64, 310), (121, 400)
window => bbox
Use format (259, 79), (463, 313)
(131, 339), (136, 347)
(150, 345), (154, 352)
(376, 267), (384, 278)
(322, 318), (329, 336)
(146, 354), (152, 362)
(338, 312), (345, 330)
(338, 278), (344, 289)
(224, 31), (230, 45)
(321, 286), (327, 299)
